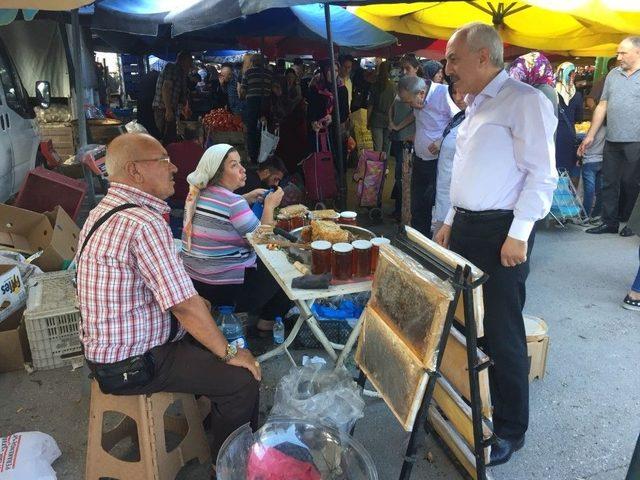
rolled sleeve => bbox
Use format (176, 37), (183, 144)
(132, 219), (197, 311)
(509, 90), (559, 241)
(444, 207), (456, 226)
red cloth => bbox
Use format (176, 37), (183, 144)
(76, 183), (197, 363)
(246, 446), (321, 480)
(166, 141), (205, 206)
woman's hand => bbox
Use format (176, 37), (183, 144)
(244, 188), (268, 205)
(264, 186), (284, 209)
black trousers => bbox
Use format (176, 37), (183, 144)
(410, 157), (437, 238)
(449, 212), (534, 440)
(96, 338), (260, 457)
(602, 141), (640, 224)
(192, 258), (292, 322)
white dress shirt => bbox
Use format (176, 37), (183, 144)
(413, 82), (457, 161)
(434, 121), (462, 222)
(444, 70), (558, 241)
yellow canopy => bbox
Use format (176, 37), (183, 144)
(354, 1), (638, 57)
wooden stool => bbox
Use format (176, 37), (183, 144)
(524, 314), (550, 382)
(85, 380), (211, 480)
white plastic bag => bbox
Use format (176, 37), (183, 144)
(0, 432), (61, 479)
(257, 122), (279, 164)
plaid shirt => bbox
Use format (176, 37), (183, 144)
(76, 183), (197, 364)
(152, 62), (188, 112)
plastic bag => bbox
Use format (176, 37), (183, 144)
(257, 123), (279, 164)
(0, 251), (43, 284)
(216, 419), (378, 480)
(0, 431), (61, 479)
(270, 364), (365, 433)
(124, 120), (148, 134)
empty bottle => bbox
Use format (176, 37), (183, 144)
(220, 306), (247, 349)
(273, 316), (285, 345)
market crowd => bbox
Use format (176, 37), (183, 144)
(76, 21), (640, 475)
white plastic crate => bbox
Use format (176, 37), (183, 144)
(24, 271), (83, 370)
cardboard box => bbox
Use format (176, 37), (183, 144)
(0, 265), (27, 324)
(0, 205), (80, 272)
(0, 307), (31, 373)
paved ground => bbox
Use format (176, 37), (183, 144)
(1, 221), (638, 480)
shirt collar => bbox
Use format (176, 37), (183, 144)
(464, 69), (509, 106)
(108, 183), (170, 215)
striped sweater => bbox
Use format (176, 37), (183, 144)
(181, 185), (260, 284)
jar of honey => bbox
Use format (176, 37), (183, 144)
(311, 240), (332, 274)
(370, 237), (391, 274)
(351, 240), (372, 278)
(331, 243), (353, 281)
(338, 211), (357, 225)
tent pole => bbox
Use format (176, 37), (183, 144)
(324, 4), (346, 210)
(71, 9), (96, 207)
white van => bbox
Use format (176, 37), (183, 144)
(0, 36), (44, 203)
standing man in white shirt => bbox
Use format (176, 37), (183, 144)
(398, 75), (457, 236)
(434, 23), (557, 466)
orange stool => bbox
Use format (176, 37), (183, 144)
(85, 380), (210, 479)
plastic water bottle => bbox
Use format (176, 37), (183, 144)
(273, 316), (285, 345)
(220, 306), (247, 349)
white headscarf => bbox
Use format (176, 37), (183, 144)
(183, 143), (234, 251)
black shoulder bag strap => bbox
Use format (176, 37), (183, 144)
(78, 203), (139, 261)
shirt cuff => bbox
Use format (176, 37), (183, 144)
(508, 218), (535, 242)
(444, 208), (456, 226)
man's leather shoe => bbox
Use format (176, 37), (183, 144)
(585, 223), (619, 234)
(488, 436), (525, 467)
(620, 225), (634, 237)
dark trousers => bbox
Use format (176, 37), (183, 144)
(410, 157), (437, 237)
(602, 141), (640, 225)
(244, 96), (263, 163)
(192, 258), (292, 322)
(153, 107), (177, 145)
(449, 212), (534, 440)
(390, 140), (404, 215)
(98, 338), (259, 456)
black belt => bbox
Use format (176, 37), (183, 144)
(454, 207), (513, 217)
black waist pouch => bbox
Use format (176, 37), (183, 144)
(91, 352), (155, 394)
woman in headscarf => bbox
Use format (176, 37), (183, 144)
(421, 59), (445, 83)
(508, 52), (558, 115)
(555, 62), (584, 184)
(181, 144), (290, 334)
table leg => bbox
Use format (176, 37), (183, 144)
(256, 305), (307, 364)
(334, 315), (363, 370)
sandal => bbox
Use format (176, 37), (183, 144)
(622, 294), (640, 311)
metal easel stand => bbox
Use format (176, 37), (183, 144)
(351, 227), (494, 480)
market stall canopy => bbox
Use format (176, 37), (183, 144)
(166, 0), (373, 37)
(0, 0), (91, 8)
(175, 4), (397, 51)
(353, 1), (637, 57)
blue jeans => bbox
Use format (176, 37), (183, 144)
(581, 161), (602, 216)
(632, 246), (640, 293)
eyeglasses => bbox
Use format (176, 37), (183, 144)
(132, 156), (172, 164)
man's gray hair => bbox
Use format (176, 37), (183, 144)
(454, 22), (504, 68)
(624, 36), (640, 49)
(397, 75), (427, 95)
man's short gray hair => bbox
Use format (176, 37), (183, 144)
(624, 36), (640, 49)
(397, 75), (427, 95)
(454, 22), (504, 68)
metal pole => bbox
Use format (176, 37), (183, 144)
(71, 10), (96, 206)
(324, 4), (346, 210)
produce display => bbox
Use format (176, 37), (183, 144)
(202, 108), (243, 132)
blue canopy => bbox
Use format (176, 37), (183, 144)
(171, 4), (396, 50)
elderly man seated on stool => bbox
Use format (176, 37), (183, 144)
(76, 133), (261, 470)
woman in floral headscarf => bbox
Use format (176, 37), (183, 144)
(508, 52), (558, 115)
(555, 62), (584, 183)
